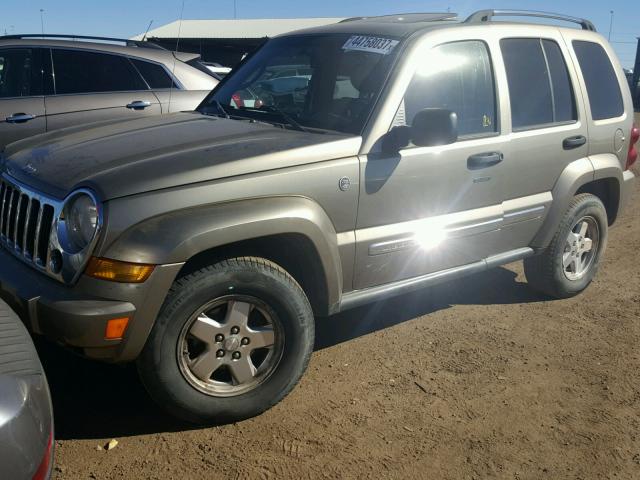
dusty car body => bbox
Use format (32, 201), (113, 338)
(0, 10), (637, 424)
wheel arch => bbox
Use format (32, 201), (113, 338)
(531, 157), (623, 248)
(102, 196), (343, 315)
(176, 234), (332, 316)
(575, 177), (620, 226)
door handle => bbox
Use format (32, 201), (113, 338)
(126, 100), (151, 110)
(562, 135), (587, 150)
(6, 113), (36, 124)
(467, 151), (503, 170)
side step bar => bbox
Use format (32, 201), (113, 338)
(338, 247), (534, 312)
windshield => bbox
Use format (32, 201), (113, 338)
(199, 33), (402, 135)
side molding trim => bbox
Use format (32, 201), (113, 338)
(338, 247), (534, 312)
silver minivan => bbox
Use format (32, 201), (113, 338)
(0, 34), (218, 149)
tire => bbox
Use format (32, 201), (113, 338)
(524, 193), (608, 299)
(137, 257), (314, 425)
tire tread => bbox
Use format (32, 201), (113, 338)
(524, 193), (607, 298)
(137, 256), (314, 425)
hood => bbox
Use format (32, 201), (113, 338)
(2, 112), (360, 200)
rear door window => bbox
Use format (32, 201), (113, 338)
(0, 48), (42, 98)
(501, 38), (577, 130)
(572, 40), (624, 120)
(130, 58), (177, 89)
(542, 40), (576, 123)
(52, 50), (147, 95)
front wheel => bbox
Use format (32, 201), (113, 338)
(524, 193), (608, 298)
(137, 257), (314, 424)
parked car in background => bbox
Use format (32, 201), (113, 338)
(0, 299), (54, 479)
(230, 87), (263, 109)
(201, 61), (232, 78)
(0, 34), (218, 149)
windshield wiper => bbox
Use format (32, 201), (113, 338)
(242, 106), (311, 133)
(200, 99), (230, 119)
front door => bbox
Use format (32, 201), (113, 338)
(0, 48), (46, 149)
(354, 40), (507, 289)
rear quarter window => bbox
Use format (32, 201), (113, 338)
(572, 41), (624, 120)
(130, 58), (177, 89)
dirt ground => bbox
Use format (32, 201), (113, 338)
(43, 120), (640, 480)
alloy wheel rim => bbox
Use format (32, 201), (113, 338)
(562, 215), (599, 281)
(177, 295), (284, 397)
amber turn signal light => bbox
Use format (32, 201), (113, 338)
(105, 317), (130, 340)
(85, 257), (155, 283)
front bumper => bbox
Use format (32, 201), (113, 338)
(0, 247), (183, 362)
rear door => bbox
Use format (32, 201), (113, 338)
(0, 48), (46, 149)
(496, 32), (589, 251)
(45, 49), (161, 131)
(129, 57), (208, 112)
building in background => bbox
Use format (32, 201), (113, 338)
(131, 18), (344, 68)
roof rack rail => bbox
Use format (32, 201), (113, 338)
(340, 13), (458, 24)
(339, 17), (367, 23)
(464, 9), (596, 32)
(0, 34), (167, 50)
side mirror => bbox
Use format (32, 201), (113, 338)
(411, 108), (458, 147)
(381, 125), (411, 155)
(380, 108), (459, 155)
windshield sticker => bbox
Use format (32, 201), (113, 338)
(342, 36), (399, 55)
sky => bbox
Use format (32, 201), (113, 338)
(1, 0), (638, 68)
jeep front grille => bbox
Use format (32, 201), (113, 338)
(0, 176), (57, 271)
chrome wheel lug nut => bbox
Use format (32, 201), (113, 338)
(241, 337), (250, 346)
(232, 351), (241, 359)
(215, 334), (224, 342)
(216, 349), (225, 358)
(230, 326), (240, 335)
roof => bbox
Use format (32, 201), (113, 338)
(131, 10), (599, 42)
(282, 12), (603, 40)
(0, 37), (185, 63)
(131, 18), (346, 40)
(284, 14), (459, 39)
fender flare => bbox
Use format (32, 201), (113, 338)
(103, 196), (344, 310)
(531, 155), (623, 248)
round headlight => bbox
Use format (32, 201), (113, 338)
(64, 193), (98, 252)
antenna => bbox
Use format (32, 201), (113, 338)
(168, 0), (185, 113)
(141, 19), (153, 42)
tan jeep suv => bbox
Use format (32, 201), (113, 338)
(0, 11), (637, 424)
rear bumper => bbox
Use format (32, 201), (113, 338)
(619, 169), (636, 218)
(0, 247), (182, 362)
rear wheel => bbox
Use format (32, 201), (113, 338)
(524, 193), (608, 298)
(137, 257), (314, 424)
